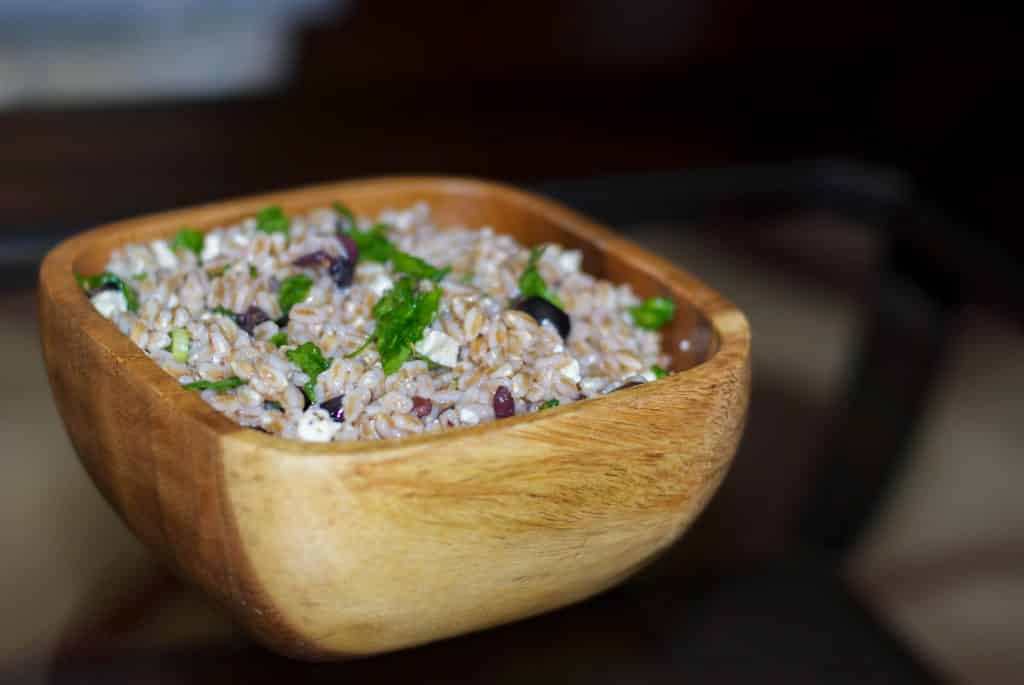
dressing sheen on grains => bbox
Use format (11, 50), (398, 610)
(80, 202), (676, 442)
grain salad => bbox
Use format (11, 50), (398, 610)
(76, 202), (676, 442)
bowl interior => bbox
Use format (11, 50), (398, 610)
(71, 181), (717, 372)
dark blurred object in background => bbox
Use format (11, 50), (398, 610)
(1, 1), (1020, 250)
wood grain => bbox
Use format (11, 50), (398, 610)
(38, 177), (750, 659)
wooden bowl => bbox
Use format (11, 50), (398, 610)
(38, 177), (750, 660)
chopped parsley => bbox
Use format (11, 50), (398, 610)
(332, 208), (449, 278)
(629, 296), (675, 330)
(349, 278), (442, 374)
(256, 205), (290, 236)
(345, 223), (394, 262)
(650, 365), (668, 379)
(375, 279), (442, 374)
(332, 201), (358, 234)
(131, 272), (147, 281)
(286, 342), (333, 403)
(391, 251), (451, 282)
(278, 274), (313, 315)
(183, 376), (246, 392)
(518, 246), (563, 308)
(249, 264), (259, 278)
(540, 399), (560, 409)
(269, 332), (288, 348)
(169, 228), (204, 257)
(170, 328), (191, 362)
(344, 336), (373, 359)
(212, 305), (237, 320)
(75, 272), (139, 312)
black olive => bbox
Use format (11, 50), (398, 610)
(293, 250), (333, 267)
(338, 233), (360, 264)
(236, 306), (270, 335)
(512, 295), (571, 339)
(320, 395), (345, 422)
(328, 256), (356, 288)
(276, 314), (289, 328)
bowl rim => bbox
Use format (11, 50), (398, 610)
(39, 175), (750, 459)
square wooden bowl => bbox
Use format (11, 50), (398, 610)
(38, 177), (750, 659)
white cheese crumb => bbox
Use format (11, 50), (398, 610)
(368, 273), (394, 296)
(415, 329), (459, 367)
(296, 408), (340, 443)
(558, 249), (582, 273)
(151, 240), (178, 269)
(459, 407), (481, 426)
(200, 232), (221, 262)
(90, 290), (128, 318)
(561, 359), (582, 383)
(642, 368), (659, 382)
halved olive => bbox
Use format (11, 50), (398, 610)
(512, 295), (571, 339)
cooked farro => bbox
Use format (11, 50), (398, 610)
(82, 203), (671, 442)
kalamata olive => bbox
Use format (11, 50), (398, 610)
(338, 233), (360, 264)
(512, 295), (571, 339)
(236, 306), (270, 335)
(293, 250), (333, 267)
(411, 396), (432, 419)
(493, 386), (515, 419)
(276, 314), (289, 328)
(320, 395), (345, 422)
(329, 256), (356, 288)
(294, 249), (356, 289)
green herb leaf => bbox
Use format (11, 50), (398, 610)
(279, 274), (313, 315)
(392, 251), (451, 282)
(629, 296), (676, 330)
(286, 342), (333, 403)
(344, 336), (374, 359)
(332, 201), (358, 234)
(256, 205), (290, 235)
(183, 376), (246, 392)
(170, 228), (204, 257)
(269, 332), (288, 348)
(265, 400), (283, 411)
(518, 246), (564, 308)
(540, 399), (560, 409)
(650, 365), (668, 379)
(411, 349), (446, 371)
(131, 272), (147, 281)
(212, 305), (237, 321)
(347, 223), (394, 262)
(170, 328), (191, 362)
(372, 278), (442, 374)
(75, 272), (139, 312)
(249, 264), (259, 278)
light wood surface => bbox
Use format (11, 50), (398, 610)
(38, 177), (750, 659)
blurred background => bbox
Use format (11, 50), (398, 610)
(1, 1), (1021, 682)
